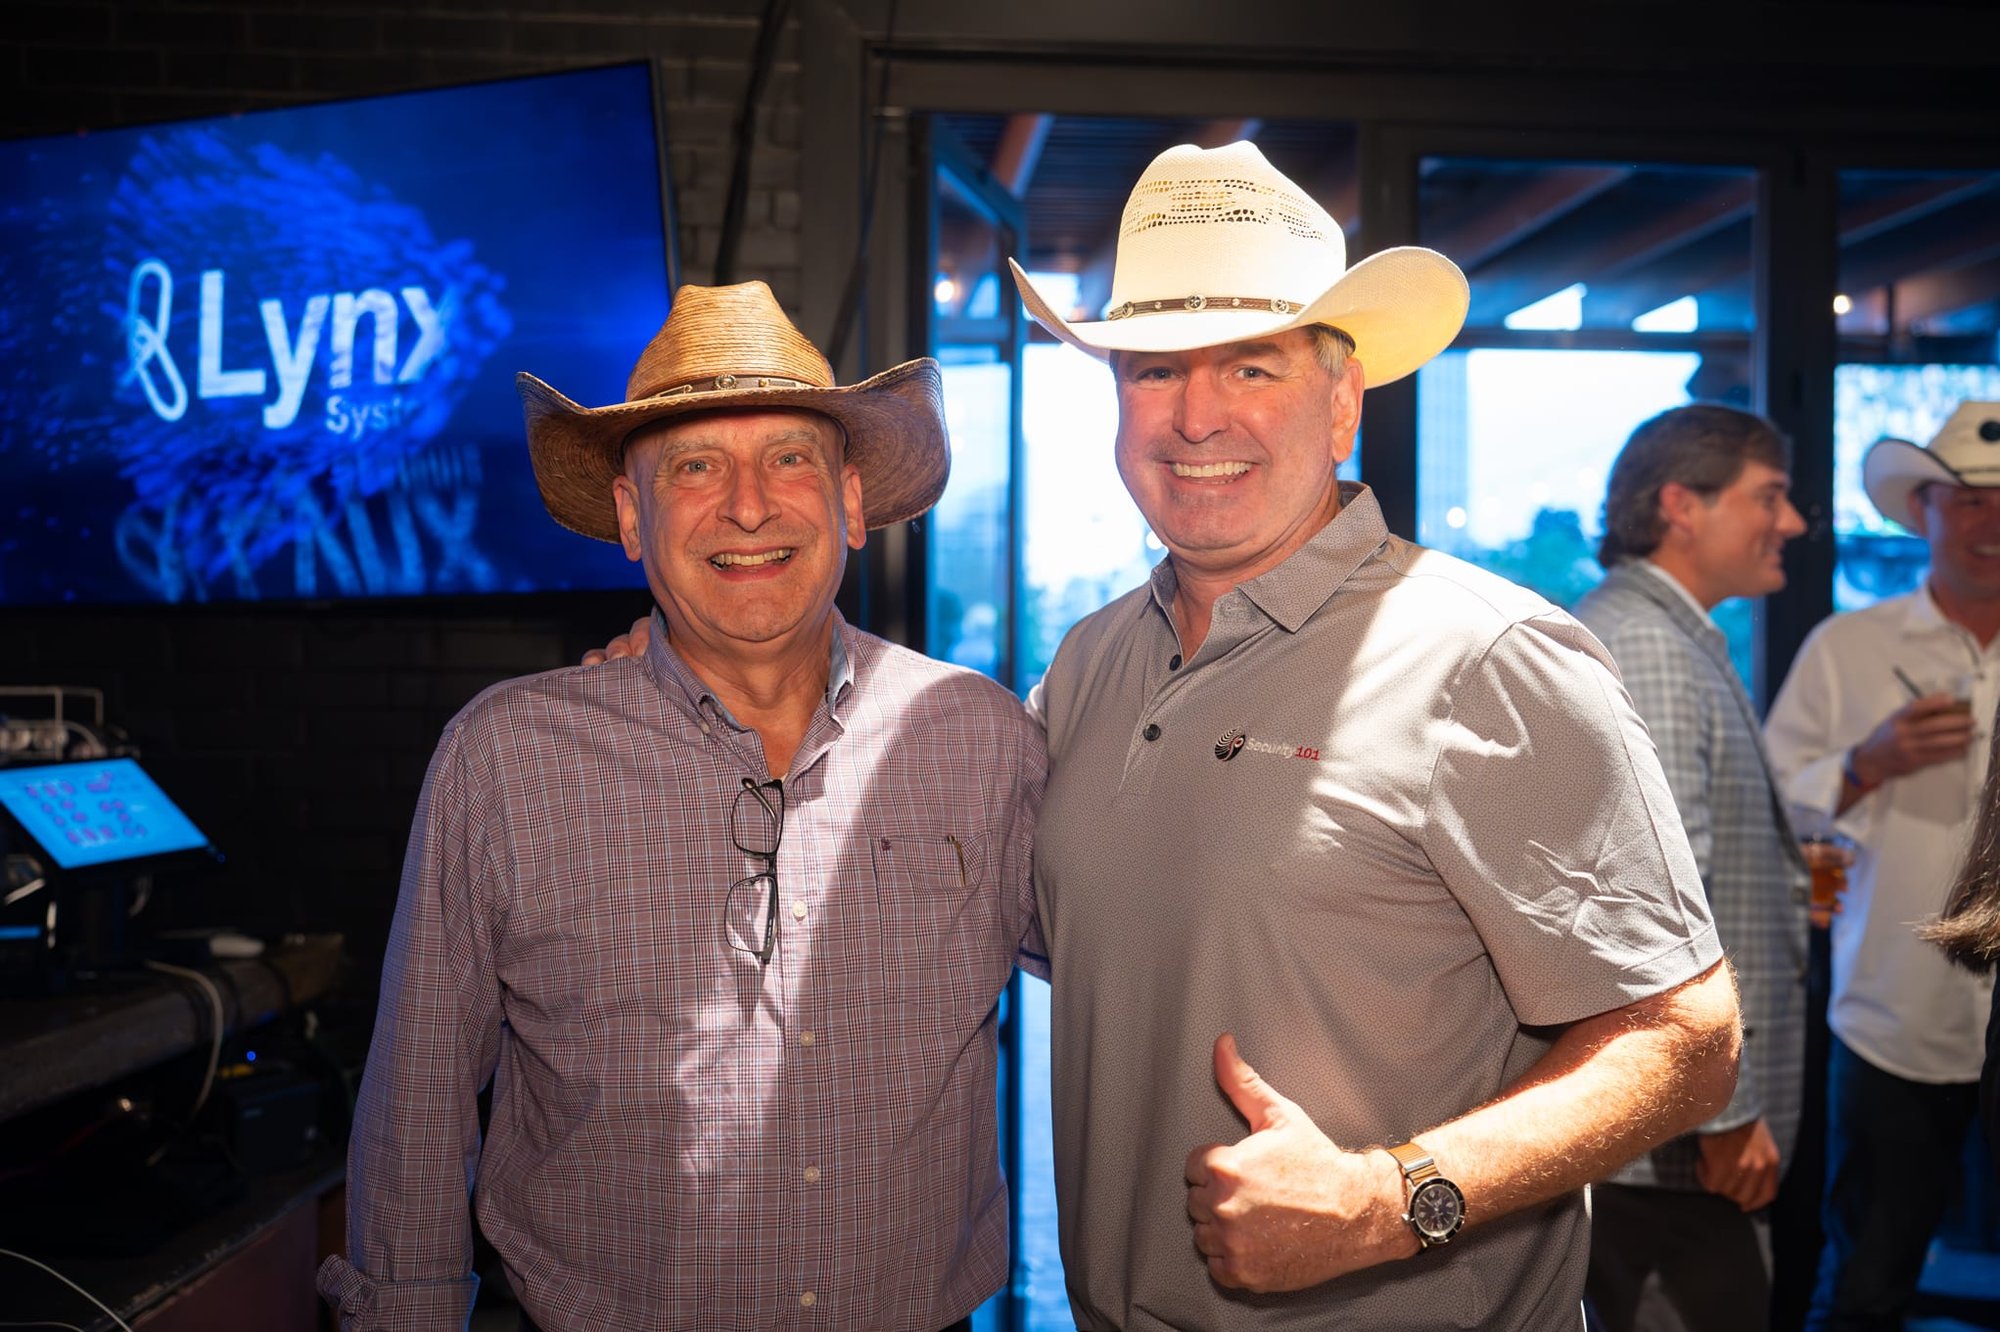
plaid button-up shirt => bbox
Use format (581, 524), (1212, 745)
(318, 613), (1046, 1331)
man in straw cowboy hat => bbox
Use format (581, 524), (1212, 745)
(1013, 141), (1740, 1329)
(320, 281), (1045, 1331)
(1766, 400), (2000, 1330)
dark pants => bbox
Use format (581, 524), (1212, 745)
(1805, 1035), (1978, 1331)
(1588, 1182), (1771, 1332)
(1770, 925), (1834, 1332)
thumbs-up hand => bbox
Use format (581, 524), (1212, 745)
(1184, 1034), (1414, 1293)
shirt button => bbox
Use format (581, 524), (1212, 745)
(1169, 654), (1182, 670)
(792, 899), (808, 920)
(800, 1292), (816, 1308)
(804, 1164), (821, 1183)
(799, 1030), (815, 1047)
(1142, 723), (1161, 742)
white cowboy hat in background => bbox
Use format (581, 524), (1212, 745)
(1008, 140), (1469, 386)
(1863, 400), (2000, 528)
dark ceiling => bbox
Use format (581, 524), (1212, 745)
(934, 113), (2000, 354)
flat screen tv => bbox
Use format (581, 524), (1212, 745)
(0, 62), (673, 607)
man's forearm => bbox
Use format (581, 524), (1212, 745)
(1184, 962), (1741, 1293)
(1414, 960), (1740, 1223)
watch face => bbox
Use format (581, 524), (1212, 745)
(1411, 1178), (1465, 1241)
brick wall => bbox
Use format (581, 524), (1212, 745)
(0, 0), (803, 974)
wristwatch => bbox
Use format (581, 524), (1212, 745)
(1386, 1140), (1466, 1249)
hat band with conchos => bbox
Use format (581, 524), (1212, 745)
(655, 374), (814, 396)
(1105, 294), (1303, 321)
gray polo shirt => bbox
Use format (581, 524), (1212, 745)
(1032, 485), (1720, 1332)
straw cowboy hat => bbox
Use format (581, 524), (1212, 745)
(1008, 140), (1468, 385)
(518, 281), (949, 542)
(1864, 400), (2000, 528)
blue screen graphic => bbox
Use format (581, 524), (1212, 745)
(0, 63), (671, 606)
(0, 758), (211, 870)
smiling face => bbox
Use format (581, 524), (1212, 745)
(613, 408), (864, 667)
(1909, 482), (2000, 607)
(1663, 459), (1806, 606)
(1112, 328), (1363, 590)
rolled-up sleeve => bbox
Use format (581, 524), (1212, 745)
(318, 715), (507, 1331)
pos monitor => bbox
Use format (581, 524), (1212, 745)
(0, 757), (214, 875)
(0, 758), (219, 985)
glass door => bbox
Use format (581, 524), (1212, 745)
(914, 119), (1038, 1331)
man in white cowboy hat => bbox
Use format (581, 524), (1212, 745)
(318, 281), (1045, 1332)
(1571, 404), (1812, 1332)
(1011, 140), (1741, 1331)
(1766, 400), (2000, 1331)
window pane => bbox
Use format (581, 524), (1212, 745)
(1832, 168), (2000, 612)
(934, 353), (1013, 677)
(1417, 156), (1760, 689)
(1016, 973), (1065, 1327)
(1020, 340), (1154, 691)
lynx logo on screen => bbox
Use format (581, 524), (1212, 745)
(88, 126), (514, 601)
(125, 258), (449, 435)
(0, 61), (667, 608)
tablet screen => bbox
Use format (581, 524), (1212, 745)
(0, 758), (211, 871)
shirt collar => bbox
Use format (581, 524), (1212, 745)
(641, 606), (855, 731)
(1149, 482), (1389, 634)
(1901, 581), (1963, 639)
(1635, 558), (1719, 629)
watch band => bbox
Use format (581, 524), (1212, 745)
(1386, 1139), (1465, 1249)
(1386, 1140), (1441, 1187)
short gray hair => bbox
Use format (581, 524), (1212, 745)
(1306, 324), (1354, 376)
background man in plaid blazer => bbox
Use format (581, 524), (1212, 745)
(1574, 403), (1813, 1332)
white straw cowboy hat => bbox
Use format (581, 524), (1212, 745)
(1864, 400), (2000, 528)
(1008, 140), (1469, 386)
(518, 281), (949, 542)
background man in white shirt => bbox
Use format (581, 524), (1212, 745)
(1766, 399), (2000, 1331)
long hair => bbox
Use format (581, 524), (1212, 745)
(1596, 404), (1792, 568)
(1922, 700), (2000, 970)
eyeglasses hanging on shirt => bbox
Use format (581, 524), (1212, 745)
(724, 777), (785, 964)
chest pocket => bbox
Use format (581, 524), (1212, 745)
(870, 827), (1005, 1019)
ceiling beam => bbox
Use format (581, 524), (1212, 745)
(989, 113), (1053, 198)
(1192, 117), (1264, 148)
(1894, 253), (2000, 330)
(1429, 165), (1631, 271)
(1467, 177), (1755, 326)
(1840, 174), (1999, 246)
(1579, 222), (1754, 327)
(1841, 205), (2000, 296)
